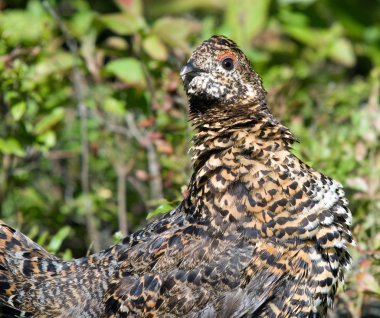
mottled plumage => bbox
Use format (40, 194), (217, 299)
(0, 36), (353, 317)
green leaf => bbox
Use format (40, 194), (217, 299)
(69, 10), (94, 37)
(278, 0), (315, 5)
(34, 108), (65, 135)
(112, 231), (123, 244)
(282, 25), (323, 47)
(142, 35), (168, 61)
(145, 0), (223, 16)
(11, 101), (26, 121)
(62, 249), (73, 261)
(19, 188), (47, 210)
(103, 97), (125, 114)
(47, 226), (71, 254)
(105, 58), (146, 87)
(146, 202), (174, 219)
(97, 13), (146, 35)
(115, 0), (143, 16)
(31, 52), (75, 82)
(328, 38), (356, 67)
(36, 231), (49, 247)
(224, 0), (271, 47)
(37, 131), (57, 148)
(152, 17), (200, 50)
(105, 36), (129, 50)
(0, 138), (25, 156)
(0, 1), (51, 45)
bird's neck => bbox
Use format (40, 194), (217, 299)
(189, 101), (296, 171)
(184, 102), (297, 229)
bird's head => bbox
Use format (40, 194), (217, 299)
(180, 35), (266, 115)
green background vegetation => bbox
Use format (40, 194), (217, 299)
(0, 0), (379, 315)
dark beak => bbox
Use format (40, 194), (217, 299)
(180, 61), (204, 83)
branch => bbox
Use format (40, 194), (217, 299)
(116, 166), (128, 236)
(43, 0), (100, 252)
(0, 155), (12, 215)
(42, 1), (77, 53)
(125, 113), (163, 200)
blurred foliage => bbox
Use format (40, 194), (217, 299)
(0, 0), (379, 314)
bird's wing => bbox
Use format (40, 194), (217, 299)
(103, 230), (295, 318)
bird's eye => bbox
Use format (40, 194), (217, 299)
(221, 57), (234, 71)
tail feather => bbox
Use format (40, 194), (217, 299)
(0, 221), (58, 315)
(0, 221), (116, 316)
(0, 221), (58, 260)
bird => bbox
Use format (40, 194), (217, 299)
(0, 35), (353, 318)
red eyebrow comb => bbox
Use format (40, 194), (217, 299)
(216, 52), (236, 61)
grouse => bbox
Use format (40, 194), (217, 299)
(0, 35), (353, 318)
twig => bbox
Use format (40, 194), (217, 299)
(42, 1), (77, 53)
(116, 165), (128, 236)
(127, 176), (148, 206)
(0, 155), (12, 214)
(0, 46), (41, 67)
(78, 98), (100, 252)
(146, 142), (163, 200)
(125, 113), (163, 200)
